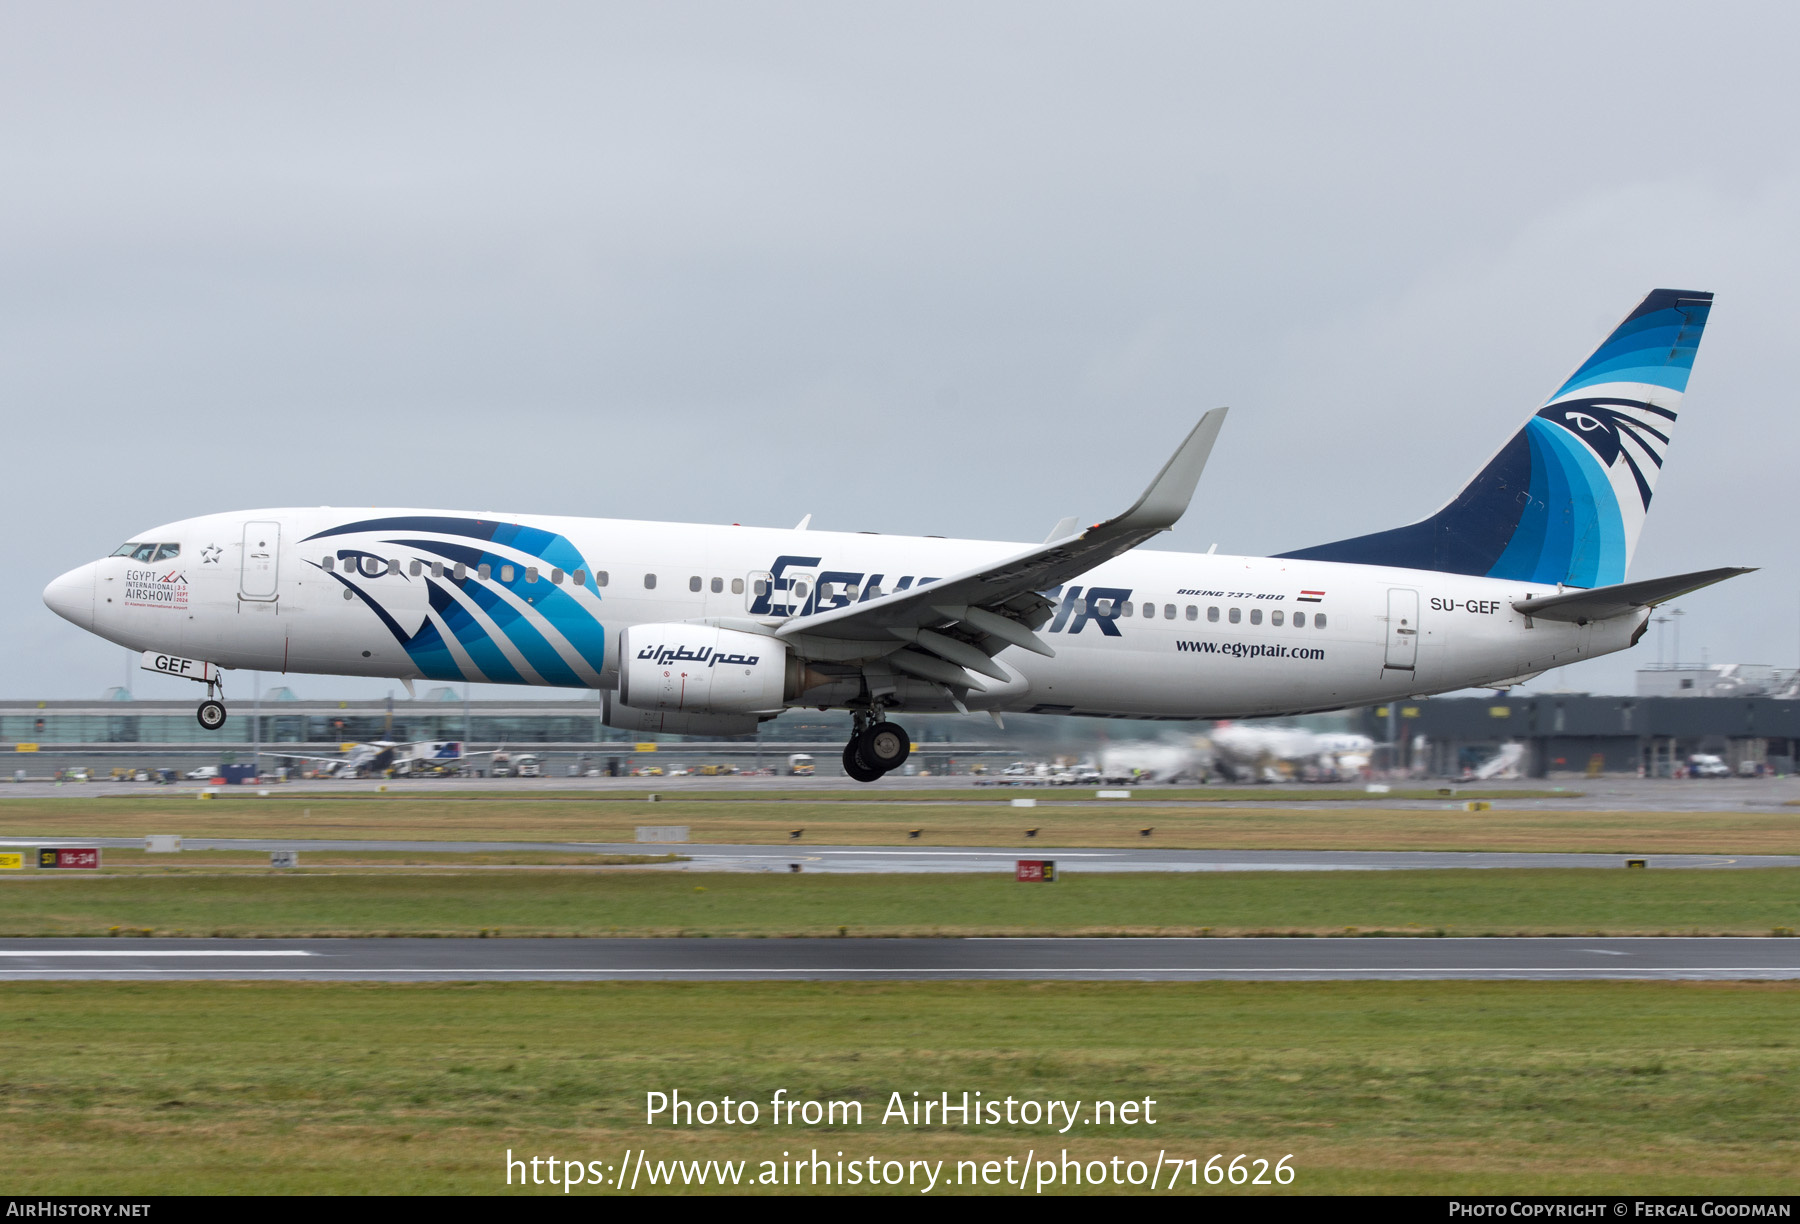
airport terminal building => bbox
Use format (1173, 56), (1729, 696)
(0, 689), (1001, 777)
(8, 664), (1800, 779)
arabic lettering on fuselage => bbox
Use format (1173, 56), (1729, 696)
(637, 645), (763, 669)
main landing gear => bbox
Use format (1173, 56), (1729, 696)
(843, 713), (910, 783)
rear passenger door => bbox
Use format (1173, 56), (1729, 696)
(1384, 588), (1419, 670)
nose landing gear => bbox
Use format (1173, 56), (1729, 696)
(844, 713), (910, 783)
(195, 675), (227, 731)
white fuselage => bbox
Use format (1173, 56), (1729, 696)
(47, 507), (1639, 719)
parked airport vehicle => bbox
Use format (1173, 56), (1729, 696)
(44, 291), (1747, 783)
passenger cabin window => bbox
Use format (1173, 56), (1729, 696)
(478, 563), (492, 581)
(1208, 606), (1220, 622)
(689, 576), (702, 592)
(322, 556), (335, 572)
(1186, 605), (1197, 621)
(1249, 608), (1262, 625)
(526, 567), (538, 583)
(1096, 599), (1114, 616)
(644, 573), (657, 590)
(1271, 610), (1284, 626)
(1228, 607), (1241, 624)
(731, 578), (744, 595)
(431, 562), (444, 578)
(570, 569), (585, 587)
(1164, 604), (1175, 620)
(1293, 612), (1305, 627)
(595, 571), (609, 587)
(409, 560), (422, 577)
(1119, 601), (1131, 617)
(551, 568), (564, 584)
(1314, 613), (1327, 629)
(711, 577), (723, 593)
(1143, 603), (1154, 618)
(499, 564), (513, 582)
(388, 559), (401, 576)
(454, 563), (467, 580)
(753, 579), (770, 597)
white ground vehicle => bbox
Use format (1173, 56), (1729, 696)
(1687, 753), (1730, 778)
(787, 753), (815, 776)
(514, 754), (542, 778)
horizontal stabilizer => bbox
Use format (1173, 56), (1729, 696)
(1511, 566), (1754, 624)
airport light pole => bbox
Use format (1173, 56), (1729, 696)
(252, 671), (261, 778)
(1671, 607), (1685, 670)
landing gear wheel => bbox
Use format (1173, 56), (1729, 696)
(854, 722), (911, 773)
(843, 741), (883, 783)
(196, 700), (227, 731)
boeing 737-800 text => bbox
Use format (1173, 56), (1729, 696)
(43, 290), (1748, 780)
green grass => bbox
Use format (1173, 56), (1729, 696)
(1, 980), (1795, 1194)
(5, 794), (1796, 853)
(5, 868), (1798, 937)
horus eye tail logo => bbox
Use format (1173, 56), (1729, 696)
(1278, 289), (1712, 590)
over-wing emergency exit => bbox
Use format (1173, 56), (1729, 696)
(43, 290), (1750, 781)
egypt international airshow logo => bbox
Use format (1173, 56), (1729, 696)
(124, 568), (189, 609)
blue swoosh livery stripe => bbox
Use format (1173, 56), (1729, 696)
(303, 516), (606, 685)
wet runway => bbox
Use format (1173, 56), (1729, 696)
(3, 936), (1797, 981)
(10, 775), (1800, 812)
(10, 836), (1799, 873)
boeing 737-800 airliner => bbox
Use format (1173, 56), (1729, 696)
(43, 290), (1748, 780)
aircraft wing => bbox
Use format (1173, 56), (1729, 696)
(1511, 566), (1755, 623)
(774, 409), (1227, 691)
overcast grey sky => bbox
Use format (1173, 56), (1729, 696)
(7, 1), (1796, 701)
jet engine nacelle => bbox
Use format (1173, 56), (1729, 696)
(600, 689), (764, 738)
(618, 623), (787, 717)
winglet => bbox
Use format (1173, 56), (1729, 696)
(1104, 408), (1228, 534)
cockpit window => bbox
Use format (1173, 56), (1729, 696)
(114, 542), (178, 562)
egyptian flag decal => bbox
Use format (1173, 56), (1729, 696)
(1297, 590), (1325, 603)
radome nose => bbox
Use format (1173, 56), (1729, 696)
(43, 563), (96, 631)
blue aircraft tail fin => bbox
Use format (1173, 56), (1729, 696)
(1276, 289), (1713, 588)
